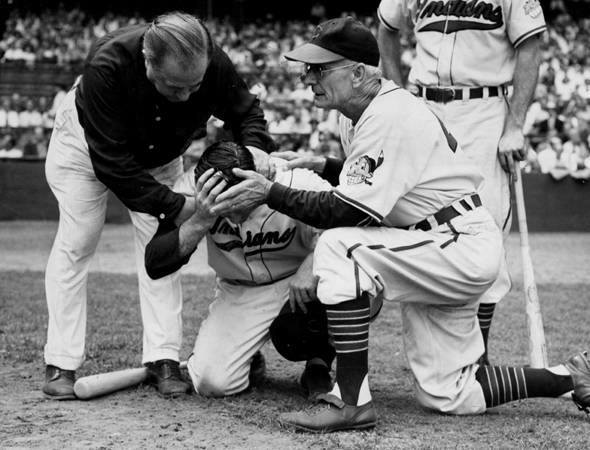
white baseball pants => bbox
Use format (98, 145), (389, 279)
(187, 277), (290, 397)
(313, 207), (503, 414)
(427, 96), (512, 304)
(44, 88), (184, 370)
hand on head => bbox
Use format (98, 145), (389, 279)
(210, 168), (272, 217)
(189, 168), (227, 226)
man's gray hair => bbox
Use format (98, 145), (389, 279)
(363, 64), (382, 80)
(143, 12), (211, 69)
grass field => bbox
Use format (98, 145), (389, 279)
(1, 225), (590, 449)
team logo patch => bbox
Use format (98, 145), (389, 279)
(523, 0), (542, 18)
(346, 151), (384, 185)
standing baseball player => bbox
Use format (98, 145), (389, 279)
(377, 0), (546, 364)
(145, 141), (335, 399)
(42, 12), (275, 399)
(210, 17), (590, 433)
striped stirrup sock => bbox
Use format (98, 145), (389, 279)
(476, 365), (574, 408)
(326, 294), (371, 405)
(477, 303), (496, 347)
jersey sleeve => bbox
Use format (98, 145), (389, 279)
(505, 0), (547, 48)
(334, 107), (440, 223)
(287, 168), (332, 250)
(377, 0), (407, 31)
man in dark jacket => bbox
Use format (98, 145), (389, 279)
(42, 12), (275, 399)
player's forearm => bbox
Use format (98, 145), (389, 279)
(508, 35), (542, 128)
(145, 223), (193, 279)
(178, 219), (209, 258)
(267, 183), (376, 229)
(377, 25), (403, 86)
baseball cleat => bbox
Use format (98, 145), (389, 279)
(145, 359), (191, 397)
(42, 365), (76, 400)
(278, 393), (377, 433)
(300, 363), (332, 401)
(249, 351), (266, 387)
(564, 351), (590, 414)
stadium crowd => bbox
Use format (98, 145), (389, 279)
(0, 6), (589, 180)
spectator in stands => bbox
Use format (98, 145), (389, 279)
(5, 97), (20, 128)
(0, 96), (9, 128)
(18, 98), (43, 128)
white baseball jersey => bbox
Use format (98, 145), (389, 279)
(174, 164), (332, 284)
(378, 0), (546, 86)
(335, 80), (483, 227)
(313, 81), (504, 414)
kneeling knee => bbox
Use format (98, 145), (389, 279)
(191, 368), (246, 398)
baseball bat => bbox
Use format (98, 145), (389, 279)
(74, 361), (188, 400)
(513, 167), (548, 368)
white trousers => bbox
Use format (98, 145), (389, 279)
(428, 97), (512, 304)
(187, 277), (289, 397)
(314, 207), (503, 414)
(44, 89), (184, 370)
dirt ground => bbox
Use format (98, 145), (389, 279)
(1, 222), (590, 449)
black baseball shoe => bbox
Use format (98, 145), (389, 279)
(564, 351), (590, 414)
(249, 351), (266, 387)
(300, 362), (332, 401)
(279, 393), (377, 433)
(42, 365), (76, 400)
(145, 359), (191, 397)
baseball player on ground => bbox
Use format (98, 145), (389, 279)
(209, 17), (590, 433)
(42, 12), (276, 399)
(377, 0), (546, 364)
(145, 141), (335, 399)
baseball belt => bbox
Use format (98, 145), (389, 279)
(416, 85), (506, 103)
(403, 193), (482, 231)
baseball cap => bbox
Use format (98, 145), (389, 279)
(284, 17), (379, 66)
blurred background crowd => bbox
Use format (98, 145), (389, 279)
(1, 0), (589, 181)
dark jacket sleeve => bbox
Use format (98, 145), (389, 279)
(208, 47), (277, 153)
(145, 221), (192, 280)
(80, 65), (185, 220)
(322, 157), (345, 186)
(267, 183), (378, 229)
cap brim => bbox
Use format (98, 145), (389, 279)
(283, 43), (344, 64)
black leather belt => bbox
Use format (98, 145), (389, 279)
(404, 194), (482, 231)
(416, 86), (502, 103)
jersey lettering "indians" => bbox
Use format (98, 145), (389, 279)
(378, 0), (546, 86)
(173, 164), (332, 285)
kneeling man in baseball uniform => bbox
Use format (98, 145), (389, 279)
(145, 141), (336, 399)
(210, 17), (590, 432)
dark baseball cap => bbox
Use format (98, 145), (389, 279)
(284, 17), (379, 66)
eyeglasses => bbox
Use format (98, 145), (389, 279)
(300, 63), (357, 81)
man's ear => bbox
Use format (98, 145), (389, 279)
(351, 63), (365, 85)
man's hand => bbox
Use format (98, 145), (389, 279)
(177, 168), (227, 257)
(247, 146), (276, 180)
(187, 168), (227, 228)
(288, 254), (318, 313)
(272, 151), (327, 173)
(211, 168), (272, 216)
(498, 116), (527, 181)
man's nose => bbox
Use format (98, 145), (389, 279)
(300, 71), (317, 85)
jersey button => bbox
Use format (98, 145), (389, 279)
(155, 116), (162, 122)
(148, 144), (155, 150)
(159, 213), (166, 220)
